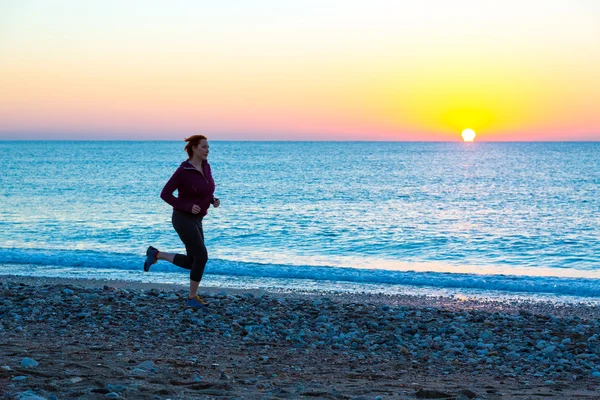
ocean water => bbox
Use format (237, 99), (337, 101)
(1, 141), (599, 301)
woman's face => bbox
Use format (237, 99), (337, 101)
(193, 139), (209, 160)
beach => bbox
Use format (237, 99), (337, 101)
(3, 0), (600, 397)
(2, 276), (600, 399)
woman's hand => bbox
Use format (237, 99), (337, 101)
(191, 204), (201, 214)
(213, 198), (220, 208)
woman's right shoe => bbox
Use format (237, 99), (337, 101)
(144, 246), (159, 272)
(186, 295), (208, 307)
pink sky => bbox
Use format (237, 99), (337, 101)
(1, 1), (599, 141)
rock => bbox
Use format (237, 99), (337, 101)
(136, 360), (155, 370)
(21, 357), (39, 368)
(12, 375), (28, 381)
(106, 384), (127, 393)
(542, 346), (556, 356)
(536, 340), (547, 350)
(17, 390), (47, 400)
(132, 368), (147, 374)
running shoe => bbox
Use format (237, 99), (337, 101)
(186, 295), (208, 307)
(144, 246), (159, 272)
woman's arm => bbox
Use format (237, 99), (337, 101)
(160, 168), (193, 213)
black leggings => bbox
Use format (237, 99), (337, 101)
(171, 210), (208, 282)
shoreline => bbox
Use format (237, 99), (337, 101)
(3, 274), (600, 319)
(3, 258), (600, 303)
(2, 275), (600, 399)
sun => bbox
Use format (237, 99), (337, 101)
(461, 128), (476, 142)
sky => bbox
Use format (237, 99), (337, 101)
(1, 0), (599, 141)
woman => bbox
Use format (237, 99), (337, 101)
(144, 134), (220, 307)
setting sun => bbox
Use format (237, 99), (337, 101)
(461, 129), (476, 142)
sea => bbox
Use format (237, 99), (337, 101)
(1, 141), (599, 303)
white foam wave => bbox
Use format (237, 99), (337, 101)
(1, 248), (599, 298)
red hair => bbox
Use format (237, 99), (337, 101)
(184, 134), (208, 159)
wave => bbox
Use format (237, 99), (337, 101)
(1, 248), (599, 297)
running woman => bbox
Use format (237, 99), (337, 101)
(144, 134), (220, 307)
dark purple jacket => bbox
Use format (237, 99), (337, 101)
(160, 160), (216, 216)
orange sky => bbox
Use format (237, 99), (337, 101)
(1, 1), (599, 141)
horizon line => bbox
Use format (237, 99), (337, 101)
(1, 139), (599, 143)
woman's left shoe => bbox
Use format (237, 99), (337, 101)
(186, 295), (208, 307)
(144, 246), (159, 272)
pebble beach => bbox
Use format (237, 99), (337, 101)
(2, 276), (600, 399)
